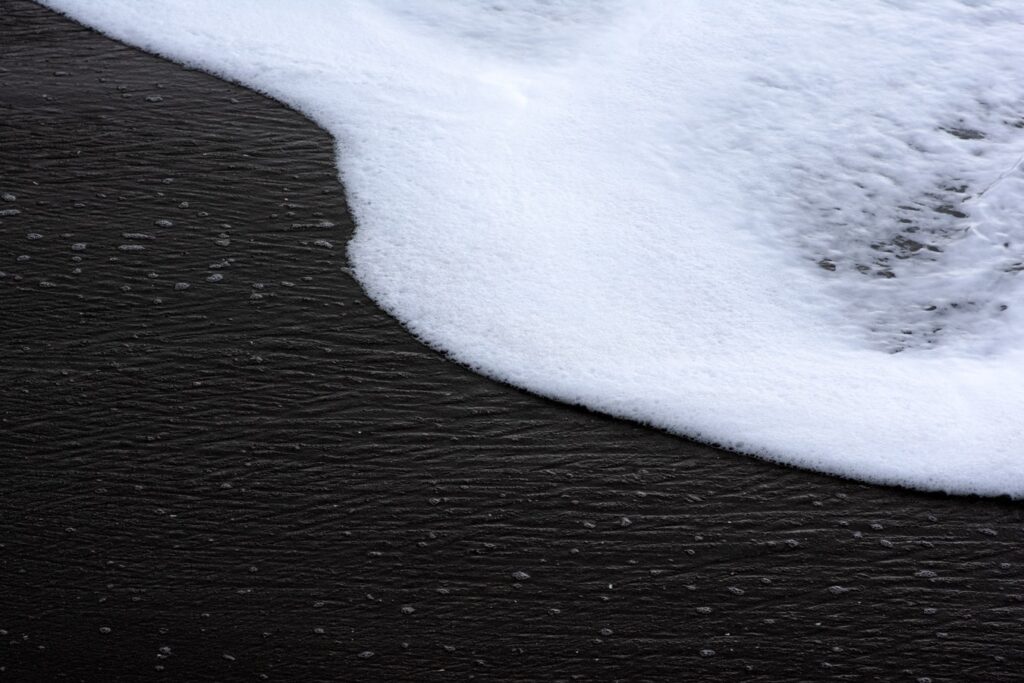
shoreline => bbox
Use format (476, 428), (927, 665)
(2, 2), (1022, 680)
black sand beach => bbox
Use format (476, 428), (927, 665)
(2, 2), (1023, 680)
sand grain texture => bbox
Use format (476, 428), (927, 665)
(1, 2), (1023, 681)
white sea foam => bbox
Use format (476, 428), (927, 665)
(40, 0), (1024, 496)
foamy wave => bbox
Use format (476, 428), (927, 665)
(40, 0), (1024, 496)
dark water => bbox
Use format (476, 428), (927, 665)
(1, 2), (1023, 680)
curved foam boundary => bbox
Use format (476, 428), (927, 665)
(38, 0), (1024, 496)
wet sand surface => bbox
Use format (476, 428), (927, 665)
(2, 2), (1023, 681)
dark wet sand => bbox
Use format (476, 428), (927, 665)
(1, 2), (1023, 681)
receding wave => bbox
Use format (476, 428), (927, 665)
(40, 0), (1024, 496)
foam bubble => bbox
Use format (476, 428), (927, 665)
(40, 0), (1024, 495)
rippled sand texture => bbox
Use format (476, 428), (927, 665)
(2, 3), (1024, 681)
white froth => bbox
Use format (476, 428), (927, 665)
(40, 0), (1024, 496)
